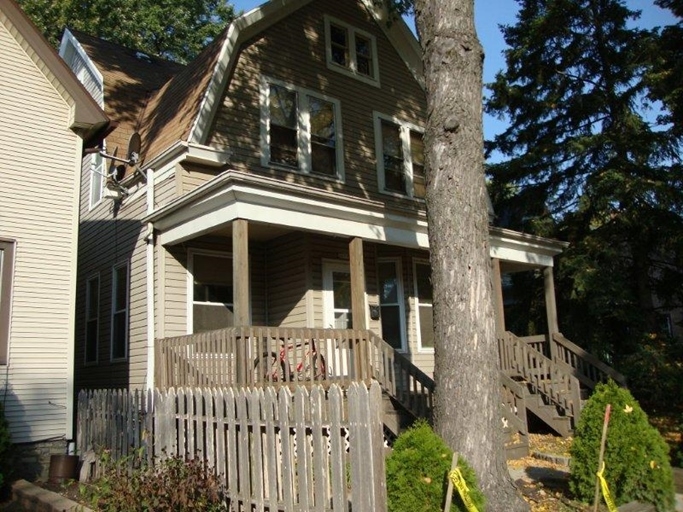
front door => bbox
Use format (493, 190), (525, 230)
(323, 261), (352, 329)
(377, 258), (407, 351)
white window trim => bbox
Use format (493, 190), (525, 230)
(324, 15), (380, 87)
(377, 257), (408, 352)
(89, 152), (105, 209)
(260, 76), (345, 182)
(110, 261), (129, 361)
(84, 273), (100, 365)
(374, 112), (425, 200)
(413, 258), (434, 353)
(187, 249), (247, 334)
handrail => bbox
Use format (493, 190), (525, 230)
(365, 331), (435, 420)
(551, 333), (627, 388)
(498, 332), (583, 421)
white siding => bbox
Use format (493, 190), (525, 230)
(0, 19), (81, 442)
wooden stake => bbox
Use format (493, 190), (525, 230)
(444, 452), (458, 512)
(593, 404), (611, 512)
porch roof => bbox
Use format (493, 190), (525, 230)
(146, 169), (430, 248)
(145, 169), (568, 268)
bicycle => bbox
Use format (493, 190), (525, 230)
(253, 337), (327, 383)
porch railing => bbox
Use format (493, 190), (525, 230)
(155, 326), (435, 418)
(155, 326), (376, 389)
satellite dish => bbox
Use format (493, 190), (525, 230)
(127, 132), (141, 166)
(99, 131), (141, 168)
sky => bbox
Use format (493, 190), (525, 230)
(228, 0), (674, 142)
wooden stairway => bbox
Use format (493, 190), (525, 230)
(498, 331), (626, 437)
(368, 332), (530, 457)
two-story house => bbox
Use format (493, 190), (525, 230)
(0, 0), (108, 478)
(62, 0), (617, 443)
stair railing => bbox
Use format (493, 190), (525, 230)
(499, 332), (583, 422)
(550, 333), (627, 388)
(366, 331), (435, 420)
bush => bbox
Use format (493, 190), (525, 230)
(386, 420), (485, 512)
(569, 380), (675, 511)
(0, 401), (12, 497)
(83, 451), (228, 511)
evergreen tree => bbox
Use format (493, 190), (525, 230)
(485, 0), (683, 372)
(648, 0), (683, 136)
(17, 0), (235, 63)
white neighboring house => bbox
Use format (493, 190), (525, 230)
(0, 0), (108, 474)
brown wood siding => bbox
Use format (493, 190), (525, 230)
(154, 172), (178, 209)
(177, 162), (225, 196)
(74, 192), (147, 391)
(0, 17), (81, 442)
(162, 245), (188, 338)
(206, 0), (427, 212)
(264, 233), (310, 327)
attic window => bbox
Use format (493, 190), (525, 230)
(324, 16), (379, 87)
(260, 77), (344, 181)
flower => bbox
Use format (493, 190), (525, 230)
(623, 404), (633, 413)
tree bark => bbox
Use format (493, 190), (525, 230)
(414, 0), (528, 509)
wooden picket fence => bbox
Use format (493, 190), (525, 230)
(77, 382), (386, 512)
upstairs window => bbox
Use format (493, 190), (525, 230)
(374, 113), (425, 199)
(261, 77), (344, 180)
(325, 16), (379, 86)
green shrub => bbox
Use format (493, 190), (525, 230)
(0, 401), (12, 497)
(386, 420), (485, 512)
(82, 450), (228, 511)
(569, 380), (675, 511)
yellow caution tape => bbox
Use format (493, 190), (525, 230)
(448, 467), (479, 512)
(597, 462), (618, 512)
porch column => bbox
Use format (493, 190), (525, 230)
(233, 219), (250, 326)
(233, 219), (249, 384)
(491, 258), (506, 335)
(349, 237), (367, 330)
(349, 237), (367, 380)
(544, 266), (559, 360)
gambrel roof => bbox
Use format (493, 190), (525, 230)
(68, 0), (422, 171)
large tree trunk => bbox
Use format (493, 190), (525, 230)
(414, 1), (528, 509)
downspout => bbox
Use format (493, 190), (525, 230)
(145, 169), (155, 391)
